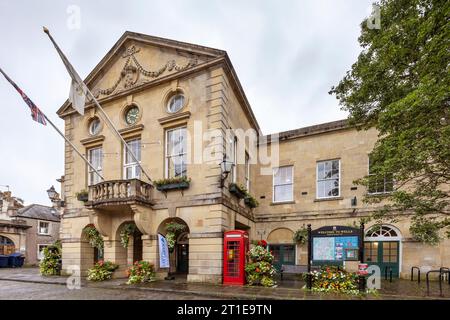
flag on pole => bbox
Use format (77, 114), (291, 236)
(43, 27), (86, 115)
(0, 67), (47, 125)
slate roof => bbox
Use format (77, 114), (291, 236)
(14, 204), (61, 222)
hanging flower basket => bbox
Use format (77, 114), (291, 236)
(155, 177), (191, 192)
(229, 183), (247, 199)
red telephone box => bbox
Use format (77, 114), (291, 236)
(223, 230), (249, 285)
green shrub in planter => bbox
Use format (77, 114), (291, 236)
(126, 260), (156, 284)
(244, 195), (259, 208)
(39, 242), (62, 276)
(87, 260), (119, 281)
(154, 176), (191, 191)
(76, 190), (89, 202)
(229, 183), (247, 199)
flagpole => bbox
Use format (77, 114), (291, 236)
(43, 27), (152, 183)
(43, 114), (105, 181)
(0, 67), (104, 181)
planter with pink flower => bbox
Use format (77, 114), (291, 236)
(245, 240), (277, 287)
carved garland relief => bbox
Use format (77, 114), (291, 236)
(92, 46), (198, 99)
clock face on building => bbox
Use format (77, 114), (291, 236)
(125, 106), (139, 125)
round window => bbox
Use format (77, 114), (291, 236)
(89, 118), (101, 135)
(125, 106), (139, 125)
(167, 94), (185, 113)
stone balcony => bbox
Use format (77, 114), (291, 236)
(86, 179), (154, 209)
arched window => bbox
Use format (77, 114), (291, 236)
(0, 236), (15, 255)
(366, 225), (398, 238)
(0, 236), (14, 245)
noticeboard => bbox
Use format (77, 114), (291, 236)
(311, 226), (361, 262)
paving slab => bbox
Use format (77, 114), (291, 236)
(0, 268), (449, 300)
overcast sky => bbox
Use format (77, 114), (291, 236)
(0, 0), (374, 205)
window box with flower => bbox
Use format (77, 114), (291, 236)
(228, 183), (247, 199)
(154, 176), (191, 192)
(76, 190), (89, 202)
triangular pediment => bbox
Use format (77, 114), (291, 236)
(57, 31), (226, 116)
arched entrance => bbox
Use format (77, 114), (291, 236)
(81, 225), (102, 267)
(116, 222), (143, 266)
(157, 218), (190, 275)
(364, 225), (402, 278)
(0, 235), (15, 255)
(267, 228), (295, 272)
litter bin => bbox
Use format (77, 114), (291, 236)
(0, 255), (8, 268)
(8, 253), (25, 268)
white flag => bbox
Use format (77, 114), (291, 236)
(69, 79), (86, 115)
(44, 27), (87, 116)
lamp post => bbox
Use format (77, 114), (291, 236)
(219, 153), (234, 188)
(47, 185), (64, 209)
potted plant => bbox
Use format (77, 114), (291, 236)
(244, 194), (259, 208)
(154, 176), (191, 192)
(229, 183), (247, 199)
(76, 189), (89, 202)
(87, 260), (119, 281)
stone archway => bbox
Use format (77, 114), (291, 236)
(115, 221), (143, 266)
(157, 218), (190, 275)
(267, 228), (296, 272)
(80, 224), (101, 275)
(0, 235), (15, 255)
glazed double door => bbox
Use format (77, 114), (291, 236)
(364, 241), (400, 278)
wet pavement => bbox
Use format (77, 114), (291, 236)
(0, 280), (218, 300)
(0, 268), (449, 300)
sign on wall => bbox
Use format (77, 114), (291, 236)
(158, 233), (170, 268)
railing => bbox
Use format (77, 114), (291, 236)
(88, 179), (153, 206)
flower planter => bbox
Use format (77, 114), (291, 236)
(244, 196), (258, 208)
(229, 183), (246, 199)
(77, 193), (89, 202)
(156, 181), (190, 192)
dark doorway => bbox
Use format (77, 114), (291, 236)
(133, 229), (143, 262)
(269, 244), (295, 272)
(176, 243), (189, 273)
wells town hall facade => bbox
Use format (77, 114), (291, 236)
(58, 32), (449, 282)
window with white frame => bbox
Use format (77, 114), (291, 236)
(245, 152), (250, 191)
(166, 127), (187, 178)
(317, 159), (340, 198)
(368, 156), (394, 194)
(37, 244), (49, 260)
(124, 138), (141, 179)
(273, 166), (294, 202)
(38, 221), (50, 235)
(228, 136), (237, 183)
(88, 147), (103, 185)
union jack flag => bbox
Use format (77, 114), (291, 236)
(0, 67), (47, 125)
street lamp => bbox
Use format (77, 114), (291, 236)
(46, 185), (59, 201)
(219, 153), (234, 188)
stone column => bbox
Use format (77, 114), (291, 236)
(142, 234), (167, 279)
(61, 239), (93, 277)
(103, 238), (127, 278)
(187, 232), (223, 284)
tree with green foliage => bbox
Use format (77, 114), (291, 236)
(330, 0), (449, 244)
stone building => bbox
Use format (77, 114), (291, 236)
(57, 32), (449, 281)
(13, 204), (61, 265)
(0, 191), (29, 255)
